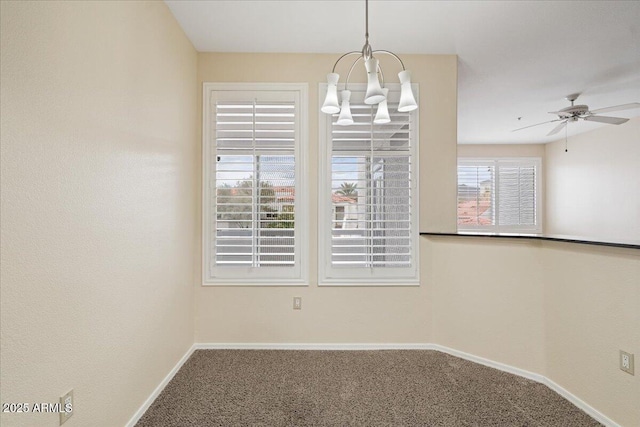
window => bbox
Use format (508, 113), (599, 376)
(203, 83), (308, 285)
(457, 158), (541, 233)
(319, 84), (419, 285)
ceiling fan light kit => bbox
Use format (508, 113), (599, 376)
(321, 0), (418, 124)
(513, 93), (640, 136)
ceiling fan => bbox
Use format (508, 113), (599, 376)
(513, 93), (640, 136)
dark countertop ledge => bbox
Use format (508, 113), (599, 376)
(420, 232), (640, 250)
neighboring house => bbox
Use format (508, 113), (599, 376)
(480, 179), (491, 197)
(272, 186), (295, 213)
(237, 185), (360, 230)
(331, 194), (358, 229)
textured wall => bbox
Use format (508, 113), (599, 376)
(458, 143), (546, 158)
(194, 52), (457, 344)
(545, 117), (640, 241)
(427, 237), (546, 374)
(426, 235), (639, 426)
(0, 2), (197, 426)
(544, 243), (640, 427)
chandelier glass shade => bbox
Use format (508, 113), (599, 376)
(397, 70), (417, 112)
(321, 73), (341, 114)
(364, 58), (386, 105)
(336, 90), (354, 126)
(374, 88), (391, 124)
(321, 0), (418, 123)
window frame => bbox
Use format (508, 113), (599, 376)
(457, 157), (542, 234)
(202, 83), (309, 286)
(318, 83), (420, 286)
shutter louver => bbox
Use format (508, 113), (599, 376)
(214, 101), (296, 268)
(330, 103), (413, 269)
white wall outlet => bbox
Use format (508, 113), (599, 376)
(293, 297), (302, 310)
(59, 389), (73, 425)
(620, 350), (634, 375)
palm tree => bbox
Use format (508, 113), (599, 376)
(335, 182), (358, 200)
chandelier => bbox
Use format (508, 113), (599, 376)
(321, 0), (418, 126)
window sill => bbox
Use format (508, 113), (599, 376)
(202, 281), (309, 287)
(318, 281), (420, 287)
(420, 232), (640, 250)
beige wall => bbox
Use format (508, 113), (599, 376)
(0, 2), (197, 426)
(458, 143), (545, 158)
(195, 53), (457, 343)
(426, 235), (639, 426)
(545, 117), (640, 241)
(449, 140), (639, 425)
(427, 236), (546, 374)
(544, 243), (640, 427)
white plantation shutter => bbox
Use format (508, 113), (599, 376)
(214, 102), (295, 267)
(497, 163), (537, 226)
(203, 84), (308, 284)
(457, 158), (541, 233)
(320, 85), (419, 284)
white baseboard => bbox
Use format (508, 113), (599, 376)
(131, 342), (620, 427)
(429, 346), (619, 426)
(542, 377), (620, 427)
(429, 344), (546, 383)
(125, 344), (196, 427)
(195, 342), (435, 351)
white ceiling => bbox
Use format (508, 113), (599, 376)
(165, 0), (640, 144)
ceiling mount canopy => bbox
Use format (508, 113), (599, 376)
(321, 0), (418, 125)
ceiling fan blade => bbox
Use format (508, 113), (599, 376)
(589, 102), (640, 115)
(512, 119), (562, 132)
(547, 121), (567, 136)
(582, 115), (629, 125)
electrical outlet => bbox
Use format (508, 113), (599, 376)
(293, 297), (302, 310)
(59, 389), (73, 425)
(620, 350), (634, 375)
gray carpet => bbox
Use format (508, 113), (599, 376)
(136, 350), (601, 426)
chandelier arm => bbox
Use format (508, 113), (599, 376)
(344, 55), (385, 90)
(372, 50), (406, 71)
(344, 55), (364, 91)
(331, 51), (362, 73)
